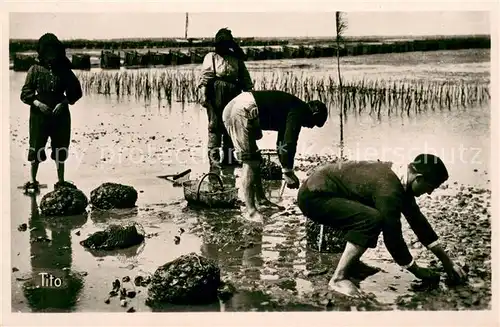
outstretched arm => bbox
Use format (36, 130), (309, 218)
(402, 198), (439, 246)
(403, 201), (467, 284)
(277, 109), (302, 172)
(275, 108), (303, 189)
(372, 190), (415, 267)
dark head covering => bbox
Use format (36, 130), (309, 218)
(411, 154), (449, 186)
(36, 33), (71, 71)
(215, 28), (233, 43)
(307, 100), (328, 127)
(214, 28), (245, 60)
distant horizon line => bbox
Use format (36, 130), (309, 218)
(9, 33), (490, 42)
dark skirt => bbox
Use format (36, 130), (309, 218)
(28, 106), (71, 163)
(206, 79), (242, 164)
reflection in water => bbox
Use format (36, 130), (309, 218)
(199, 208), (263, 276)
(198, 166), (265, 309)
(22, 194), (87, 312)
(304, 242), (338, 273)
(8, 51), (491, 312)
(199, 165), (316, 309)
(242, 239), (263, 279)
(82, 242), (145, 261)
(89, 207), (139, 224)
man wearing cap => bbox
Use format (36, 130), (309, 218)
(297, 154), (468, 297)
(223, 90), (328, 222)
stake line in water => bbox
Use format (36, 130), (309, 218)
(75, 70), (490, 113)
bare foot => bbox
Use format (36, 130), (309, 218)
(350, 261), (381, 280)
(328, 278), (363, 298)
(244, 209), (264, 223)
(256, 198), (285, 210)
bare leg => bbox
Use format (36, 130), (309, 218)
(254, 173), (284, 210)
(328, 241), (367, 297)
(241, 161), (263, 223)
(31, 162), (40, 183)
(349, 260), (381, 280)
(252, 156), (284, 209)
(56, 161), (65, 183)
(254, 171), (267, 203)
(207, 103), (222, 168)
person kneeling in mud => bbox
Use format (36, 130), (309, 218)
(223, 90), (328, 222)
(297, 154), (467, 297)
(20, 33), (83, 192)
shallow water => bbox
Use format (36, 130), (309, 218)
(9, 49), (491, 312)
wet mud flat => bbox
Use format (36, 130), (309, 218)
(9, 118), (492, 312)
(9, 52), (491, 312)
(184, 178), (492, 311)
(12, 165), (490, 312)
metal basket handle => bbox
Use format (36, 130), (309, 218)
(196, 172), (224, 201)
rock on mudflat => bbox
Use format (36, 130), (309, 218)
(80, 223), (145, 250)
(90, 182), (138, 210)
(305, 218), (347, 253)
(40, 187), (88, 217)
(146, 252), (221, 306)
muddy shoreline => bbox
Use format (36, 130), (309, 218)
(11, 162), (491, 312)
(9, 50), (491, 312)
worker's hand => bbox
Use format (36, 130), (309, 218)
(283, 170), (300, 189)
(33, 100), (52, 115)
(53, 101), (68, 116)
(409, 263), (440, 283)
(429, 244), (468, 286)
(443, 260), (468, 285)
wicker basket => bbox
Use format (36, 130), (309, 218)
(183, 172), (238, 208)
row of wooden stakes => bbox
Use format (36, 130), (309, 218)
(12, 49), (206, 71)
(11, 37), (490, 72)
(12, 45), (343, 71)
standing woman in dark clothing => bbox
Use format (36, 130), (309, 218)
(20, 33), (83, 192)
(198, 28), (254, 167)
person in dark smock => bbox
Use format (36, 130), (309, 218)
(198, 28), (254, 167)
(20, 33), (83, 192)
(297, 154), (468, 297)
(222, 90), (328, 222)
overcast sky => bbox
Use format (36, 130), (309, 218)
(9, 11), (489, 40)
